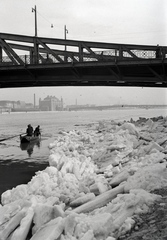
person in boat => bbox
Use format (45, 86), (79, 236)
(26, 124), (34, 136)
(34, 125), (41, 137)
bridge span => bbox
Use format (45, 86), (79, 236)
(0, 32), (167, 88)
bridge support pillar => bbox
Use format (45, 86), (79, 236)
(119, 46), (123, 59)
(34, 38), (39, 64)
(30, 50), (34, 64)
(79, 44), (83, 62)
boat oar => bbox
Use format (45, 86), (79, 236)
(0, 133), (26, 142)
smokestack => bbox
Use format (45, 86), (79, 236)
(34, 94), (36, 108)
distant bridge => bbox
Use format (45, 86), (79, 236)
(0, 32), (167, 88)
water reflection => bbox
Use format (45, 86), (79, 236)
(20, 140), (41, 157)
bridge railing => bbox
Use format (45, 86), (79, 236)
(0, 48), (165, 66)
(124, 49), (156, 58)
(95, 49), (157, 59)
(0, 38), (166, 66)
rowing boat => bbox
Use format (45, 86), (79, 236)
(20, 134), (40, 144)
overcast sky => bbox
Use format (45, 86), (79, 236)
(0, 0), (167, 106)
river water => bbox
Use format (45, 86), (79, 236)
(0, 107), (167, 198)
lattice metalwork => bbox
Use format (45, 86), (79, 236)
(83, 57), (98, 62)
(96, 49), (116, 57)
(131, 50), (155, 59)
(123, 52), (133, 58)
(47, 54), (59, 63)
(1, 55), (13, 64)
(73, 56), (79, 62)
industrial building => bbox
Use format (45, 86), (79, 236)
(39, 96), (63, 111)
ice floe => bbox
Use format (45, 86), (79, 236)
(0, 116), (167, 239)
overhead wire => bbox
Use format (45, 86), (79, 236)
(67, 26), (167, 42)
(35, 9), (56, 29)
(33, 8), (167, 42)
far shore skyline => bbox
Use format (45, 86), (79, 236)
(0, 94), (167, 107)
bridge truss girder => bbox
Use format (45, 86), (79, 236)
(0, 32), (167, 88)
(0, 32), (167, 64)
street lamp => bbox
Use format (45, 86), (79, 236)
(64, 25), (68, 51)
(32, 5), (37, 37)
(32, 5), (38, 64)
(64, 25), (68, 62)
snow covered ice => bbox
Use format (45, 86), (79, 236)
(0, 116), (167, 239)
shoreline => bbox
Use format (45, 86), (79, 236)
(0, 161), (48, 199)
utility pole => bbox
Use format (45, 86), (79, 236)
(32, 5), (38, 37)
(64, 25), (68, 62)
(64, 25), (68, 51)
(32, 5), (38, 64)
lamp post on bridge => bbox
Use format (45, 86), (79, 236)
(32, 5), (38, 64)
(64, 25), (68, 62)
(32, 5), (38, 37)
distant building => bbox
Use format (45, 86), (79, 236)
(0, 100), (13, 113)
(0, 100), (35, 112)
(0, 100), (14, 108)
(39, 95), (63, 111)
(25, 103), (34, 108)
(0, 100), (24, 111)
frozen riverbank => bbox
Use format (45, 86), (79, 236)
(0, 116), (167, 239)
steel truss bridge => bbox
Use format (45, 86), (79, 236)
(0, 32), (167, 88)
